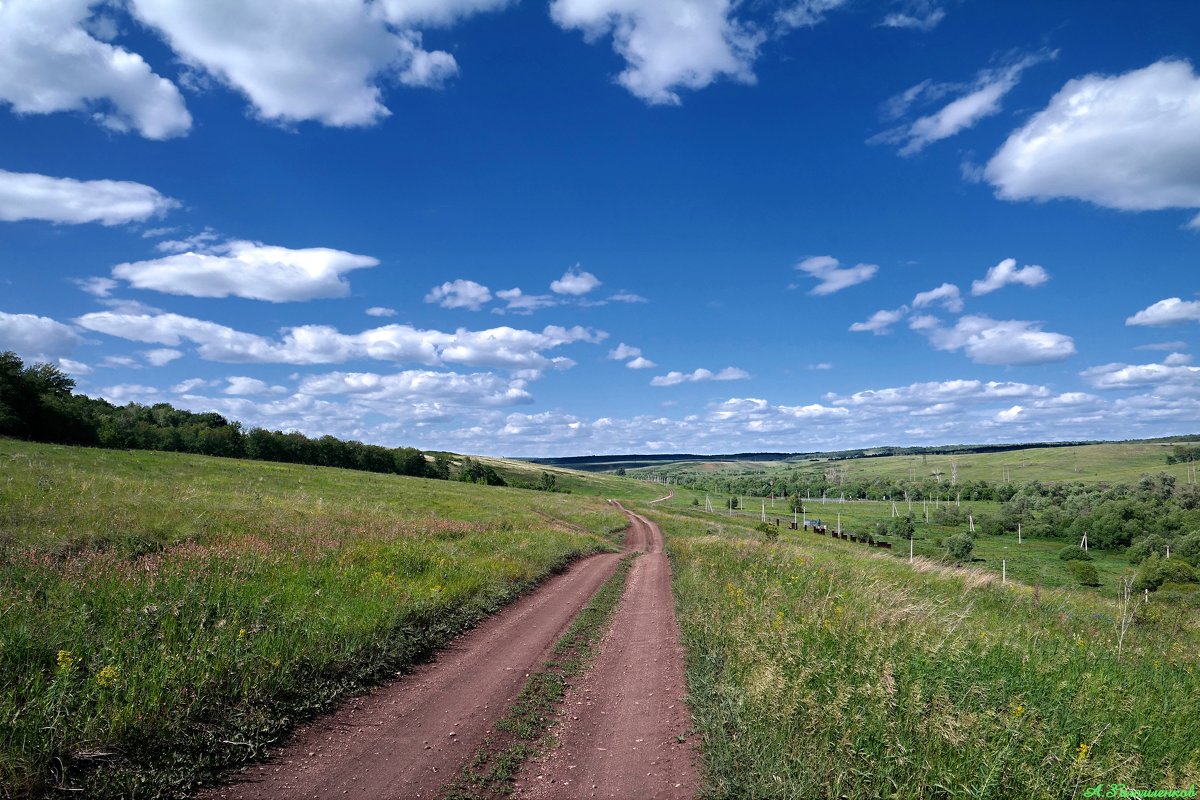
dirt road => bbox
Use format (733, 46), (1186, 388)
(197, 505), (697, 800)
(515, 505), (698, 800)
(197, 552), (622, 800)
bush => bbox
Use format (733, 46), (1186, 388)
(1068, 561), (1101, 587)
(756, 521), (779, 543)
(1058, 546), (1093, 562)
(1127, 534), (1170, 564)
(1133, 553), (1200, 592)
(945, 533), (974, 563)
(1174, 532), (1200, 565)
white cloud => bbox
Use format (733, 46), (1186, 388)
(986, 60), (1200, 222)
(0, 310), (82, 361)
(550, 267), (601, 296)
(1126, 297), (1200, 327)
(74, 311), (605, 371)
(58, 358), (92, 376)
(495, 288), (558, 315)
(1165, 352), (1193, 366)
(0, 0), (191, 138)
(607, 343), (642, 360)
(970, 257), (1049, 296)
(650, 366), (749, 386)
(549, 0), (763, 106)
(875, 51), (1054, 156)
(142, 348), (182, 366)
(611, 291), (648, 303)
(76, 277), (118, 297)
(794, 255), (878, 295)
(776, 0), (847, 29)
(808, 362), (833, 370)
(425, 279), (493, 311)
(1081, 360), (1200, 390)
(298, 368), (532, 407)
(1135, 340), (1188, 351)
(154, 228), (219, 254)
(995, 404), (1023, 422)
(224, 376), (286, 396)
(375, 0), (514, 27)
(111, 240), (379, 302)
(171, 378), (213, 393)
(912, 282), (963, 313)
(879, 3), (945, 31)
(919, 315), (1075, 365)
(366, 306), (397, 317)
(0, 170), (178, 225)
(97, 383), (161, 404)
(127, 0), (464, 127)
(827, 379), (1051, 409)
(849, 306), (908, 335)
(626, 356), (656, 369)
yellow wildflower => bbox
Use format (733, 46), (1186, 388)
(95, 665), (120, 689)
(1074, 742), (1090, 766)
(56, 650), (73, 671)
(1011, 705), (1024, 718)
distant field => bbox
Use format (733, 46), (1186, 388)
(630, 441), (1194, 486)
(0, 439), (629, 797)
(645, 503), (1200, 798)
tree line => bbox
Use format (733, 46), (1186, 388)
(0, 352), (447, 479)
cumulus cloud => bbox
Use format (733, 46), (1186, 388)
(550, 0), (763, 106)
(826, 379), (1051, 408)
(794, 255), (878, 295)
(970, 257), (1049, 296)
(494, 288), (558, 315)
(126, 0), (468, 127)
(912, 282), (963, 313)
(918, 315), (1075, 365)
(650, 366), (750, 386)
(986, 60), (1200, 223)
(74, 311), (605, 371)
(849, 307), (908, 335)
(550, 267), (601, 296)
(608, 343), (642, 360)
(874, 50), (1054, 156)
(142, 348), (182, 366)
(0, 310), (82, 361)
(366, 306), (397, 317)
(111, 240), (379, 302)
(224, 376), (286, 396)
(0, 170), (178, 225)
(626, 356), (656, 369)
(298, 368), (532, 407)
(1126, 297), (1200, 327)
(995, 404), (1023, 422)
(1081, 359), (1200, 390)
(0, 0), (191, 138)
(425, 279), (493, 310)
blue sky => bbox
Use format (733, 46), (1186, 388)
(2, 0), (1199, 456)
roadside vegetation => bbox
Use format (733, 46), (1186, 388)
(650, 505), (1200, 798)
(0, 439), (628, 798)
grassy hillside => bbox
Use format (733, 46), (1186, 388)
(0, 439), (632, 798)
(644, 504), (1200, 799)
(630, 441), (1193, 487)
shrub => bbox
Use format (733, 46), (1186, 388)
(1068, 561), (1101, 587)
(1174, 532), (1200, 565)
(1127, 534), (1170, 564)
(755, 521), (779, 543)
(1134, 553), (1200, 592)
(1058, 546), (1093, 562)
(945, 533), (974, 563)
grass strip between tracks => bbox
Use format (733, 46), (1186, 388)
(441, 553), (637, 800)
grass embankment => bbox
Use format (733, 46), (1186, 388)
(0, 440), (628, 798)
(653, 508), (1200, 799)
(443, 554), (635, 800)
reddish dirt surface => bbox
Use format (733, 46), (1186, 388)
(514, 505), (699, 800)
(195, 551), (621, 800)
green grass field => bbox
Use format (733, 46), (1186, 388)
(645, 503), (1200, 799)
(0, 439), (629, 798)
(631, 441), (1195, 487)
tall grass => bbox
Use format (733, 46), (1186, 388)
(651, 508), (1200, 799)
(0, 440), (627, 798)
